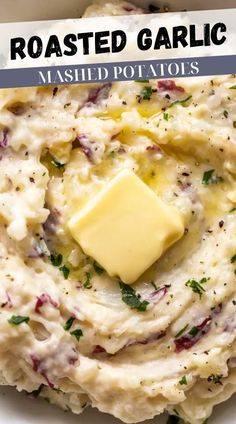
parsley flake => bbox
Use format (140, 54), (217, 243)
(135, 80), (150, 83)
(223, 110), (229, 118)
(136, 86), (153, 103)
(207, 374), (223, 385)
(185, 277), (210, 299)
(231, 254), (236, 263)
(70, 328), (83, 342)
(8, 315), (29, 325)
(64, 316), (75, 331)
(230, 85), (236, 89)
(163, 112), (169, 121)
(83, 272), (92, 289)
(189, 326), (199, 336)
(175, 324), (189, 338)
(60, 265), (70, 279)
(50, 253), (63, 267)
(119, 282), (149, 312)
(169, 95), (192, 108)
(202, 169), (223, 185)
(93, 262), (104, 275)
(179, 375), (187, 385)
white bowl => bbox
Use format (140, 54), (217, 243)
(0, 1), (235, 423)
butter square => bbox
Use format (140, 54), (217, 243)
(68, 170), (184, 284)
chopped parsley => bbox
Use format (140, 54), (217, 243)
(50, 253), (70, 279)
(169, 95), (192, 108)
(119, 282), (149, 312)
(202, 420), (208, 424)
(223, 110), (229, 118)
(59, 265), (70, 279)
(163, 112), (170, 121)
(230, 207), (236, 213)
(93, 262), (104, 275)
(207, 374), (223, 385)
(83, 272), (92, 289)
(189, 326), (199, 336)
(175, 324), (189, 338)
(185, 277), (210, 299)
(202, 169), (223, 185)
(135, 80), (150, 83)
(230, 85), (236, 89)
(8, 315), (29, 325)
(64, 316), (75, 331)
(70, 328), (83, 342)
(51, 158), (65, 170)
(179, 375), (187, 385)
(136, 86), (153, 103)
(50, 253), (63, 267)
(231, 254), (236, 263)
(167, 415), (180, 424)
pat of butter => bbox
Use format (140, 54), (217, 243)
(68, 170), (184, 284)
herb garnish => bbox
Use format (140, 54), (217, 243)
(169, 95), (192, 108)
(50, 253), (70, 279)
(167, 415), (180, 424)
(51, 158), (65, 170)
(64, 316), (75, 331)
(93, 262), (104, 275)
(83, 272), (92, 289)
(135, 80), (150, 83)
(207, 374), (223, 385)
(189, 326), (199, 336)
(8, 315), (29, 325)
(50, 253), (63, 267)
(179, 375), (187, 385)
(163, 112), (169, 121)
(185, 277), (210, 299)
(223, 110), (229, 118)
(70, 328), (83, 342)
(59, 265), (70, 279)
(136, 86), (153, 103)
(175, 324), (189, 338)
(202, 169), (223, 185)
(230, 85), (236, 89)
(119, 282), (149, 312)
(231, 254), (236, 263)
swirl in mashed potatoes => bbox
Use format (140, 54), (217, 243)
(1, 2), (236, 424)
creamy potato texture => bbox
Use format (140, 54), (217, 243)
(1, 1), (236, 424)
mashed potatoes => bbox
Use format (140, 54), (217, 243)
(0, 1), (236, 424)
